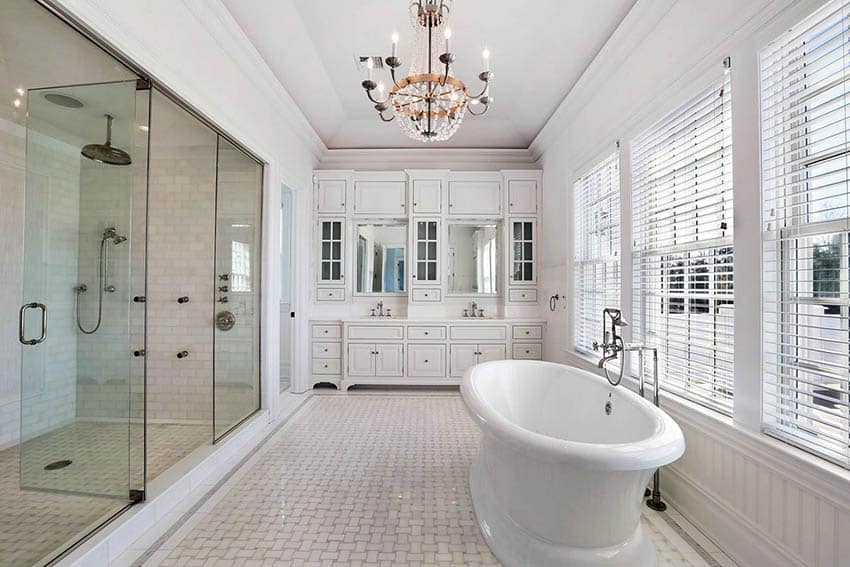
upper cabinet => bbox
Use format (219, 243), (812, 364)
(508, 180), (538, 214)
(316, 179), (347, 214)
(448, 178), (501, 216)
(412, 179), (442, 214)
(354, 180), (406, 216)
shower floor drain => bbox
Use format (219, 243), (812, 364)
(44, 460), (72, 471)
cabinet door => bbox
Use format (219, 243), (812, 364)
(510, 219), (536, 284)
(407, 344), (446, 377)
(450, 344), (479, 378)
(413, 220), (439, 284)
(478, 343), (507, 364)
(318, 219), (344, 284)
(348, 343), (375, 376)
(412, 179), (441, 214)
(508, 180), (537, 214)
(354, 181), (406, 215)
(317, 180), (346, 214)
(375, 343), (404, 377)
(448, 181), (500, 215)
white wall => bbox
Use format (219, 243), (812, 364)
(535, 0), (850, 565)
(51, 0), (322, 401)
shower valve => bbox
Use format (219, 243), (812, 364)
(219, 274), (229, 281)
(177, 296), (190, 304)
(218, 285), (229, 292)
(133, 349), (145, 357)
(177, 350), (189, 359)
(218, 296), (229, 303)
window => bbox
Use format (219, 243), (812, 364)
(761, 0), (850, 467)
(574, 151), (620, 354)
(231, 240), (252, 292)
(631, 72), (734, 414)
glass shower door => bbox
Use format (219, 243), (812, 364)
(20, 79), (145, 500)
(213, 137), (262, 439)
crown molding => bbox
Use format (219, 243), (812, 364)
(318, 147), (539, 171)
(529, 0), (677, 161)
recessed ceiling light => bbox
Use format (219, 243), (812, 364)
(15, 87), (24, 97)
(12, 99), (21, 108)
(43, 92), (84, 108)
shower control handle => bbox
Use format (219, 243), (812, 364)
(219, 274), (229, 281)
(177, 350), (189, 359)
(177, 296), (189, 304)
(218, 286), (229, 292)
(133, 295), (146, 303)
(218, 296), (229, 303)
(133, 349), (146, 357)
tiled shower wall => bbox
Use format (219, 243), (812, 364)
(0, 121), (81, 448)
(146, 143), (216, 423)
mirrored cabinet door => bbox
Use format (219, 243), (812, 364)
(511, 219), (535, 284)
(414, 220), (439, 284)
(319, 219), (344, 283)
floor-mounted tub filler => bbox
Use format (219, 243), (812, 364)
(461, 360), (685, 566)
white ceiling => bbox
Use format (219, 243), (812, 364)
(222, 0), (637, 149)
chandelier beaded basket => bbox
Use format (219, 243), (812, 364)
(360, 0), (493, 143)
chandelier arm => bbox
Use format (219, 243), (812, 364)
(470, 82), (490, 100)
(467, 103), (489, 117)
(365, 89), (388, 105)
(390, 67), (402, 89)
(378, 110), (395, 122)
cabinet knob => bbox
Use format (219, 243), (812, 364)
(323, 348), (328, 352)
(525, 331), (530, 335)
(525, 350), (530, 354)
(424, 359), (429, 363)
(323, 364), (328, 368)
(424, 332), (429, 336)
(323, 330), (328, 334)
(414, 202), (418, 206)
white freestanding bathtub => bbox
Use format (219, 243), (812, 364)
(461, 360), (685, 567)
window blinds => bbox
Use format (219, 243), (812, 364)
(574, 151), (620, 354)
(631, 73), (734, 414)
(761, 0), (850, 467)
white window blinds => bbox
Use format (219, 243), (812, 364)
(761, 0), (850, 467)
(574, 151), (620, 354)
(631, 72), (734, 414)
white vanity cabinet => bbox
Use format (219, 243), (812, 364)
(316, 179), (347, 214)
(448, 178), (501, 216)
(412, 179), (442, 214)
(348, 343), (404, 377)
(309, 321), (343, 387)
(449, 344), (506, 377)
(337, 319), (544, 388)
(507, 179), (538, 214)
(411, 219), (440, 286)
(353, 180), (406, 216)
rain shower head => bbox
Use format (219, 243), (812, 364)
(81, 114), (132, 166)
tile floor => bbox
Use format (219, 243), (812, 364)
(0, 421), (209, 566)
(136, 391), (737, 566)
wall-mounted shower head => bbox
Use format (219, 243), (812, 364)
(103, 227), (127, 245)
(81, 114), (132, 166)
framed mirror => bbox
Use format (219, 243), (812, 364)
(447, 222), (500, 295)
(355, 222), (407, 294)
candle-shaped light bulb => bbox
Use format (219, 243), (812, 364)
(391, 32), (399, 58)
(483, 48), (491, 72)
(366, 57), (374, 81)
(444, 28), (452, 54)
(378, 82), (385, 95)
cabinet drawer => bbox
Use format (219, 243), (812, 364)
(407, 326), (447, 340)
(411, 288), (441, 302)
(407, 344), (447, 377)
(449, 325), (507, 341)
(312, 324), (341, 339)
(512, 325), (543, 340)
(347, 325), (405, 340)
(512, 343), (542, 360)
(508, 288), (538, 302)
(312, 342), (341, 359)
(312, 358), (341, 374)
(317, 288), (345, 302)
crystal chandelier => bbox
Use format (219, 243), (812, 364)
(360, 0), (493, 143)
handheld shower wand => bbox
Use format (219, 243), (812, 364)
(75, 227), (127, 334)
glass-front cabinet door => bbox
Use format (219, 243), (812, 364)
(414, 219), (439, 283)
(510, 219), (536, 284)
(319, 219), (344, 283)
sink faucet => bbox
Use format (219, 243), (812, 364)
(376, 301), (384, 317)
(470, 302), (478, 318)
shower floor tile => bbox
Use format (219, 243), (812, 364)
(0, 421), (209, 566)
(137, 391), (736, 566)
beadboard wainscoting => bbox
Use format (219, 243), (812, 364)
(660, 398), (850, 567)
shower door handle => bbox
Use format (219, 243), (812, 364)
(19, 302), (47, 345)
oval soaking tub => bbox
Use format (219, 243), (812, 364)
(461, 360), (685, 567)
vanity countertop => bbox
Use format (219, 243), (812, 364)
(340, 317), (547, 324)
